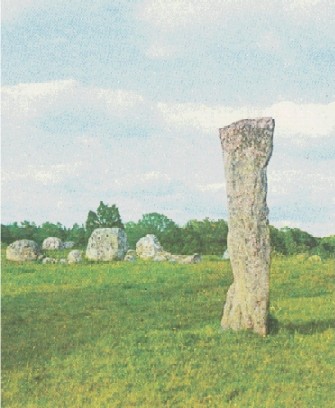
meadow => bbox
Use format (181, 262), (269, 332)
(2, 252), (334, 407)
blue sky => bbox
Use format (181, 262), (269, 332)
(2, 0), (335, 236)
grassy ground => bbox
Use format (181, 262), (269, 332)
(2, 253), (334, 407)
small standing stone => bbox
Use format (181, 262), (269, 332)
(63, 241), (75, 249)
(136, 234), (164, 260)
(219, 117), (274, 336)
(42, 257), (58, 264)
(42, 237), (63, 250)
(86, 228), (128, 261)
(68, 250), (83, 264)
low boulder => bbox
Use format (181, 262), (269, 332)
(68, 250), (83, 264)
(86, 228), (128, 261)
(124, 249), (137, 262)
(42, 237), (63, 250)
(136, 234), (164, 260)
(169, 253), (201, 264)
(42, 257), (58, 264)
(180, 253), (201, 264)
(153, 252), (172, 262)
(6, 240), (41, 262)
(63, 241), (75, 249)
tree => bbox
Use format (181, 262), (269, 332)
(85, 210), (100, 238)
(137, 212), (181, 252)
(269, 225), (287, 254)
(96, 202), (123, 229)
(314, 235), (335, 258)
(85, 202), (124, 238)
(1, 224), (12, 244)
(124, 221), (142, 249)
(180, 218), (228, 255)
(36, 222), (66, 243)
(68, 223), (86, 247)
(125, 213), (182, 252)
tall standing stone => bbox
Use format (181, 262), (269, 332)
(219, 117), (274, 336)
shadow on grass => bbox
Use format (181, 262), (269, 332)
(268, 314), (334, 335)
(282, 319), (334, 335)
(268, 314), (280, 334)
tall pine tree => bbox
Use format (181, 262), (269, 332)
(85, 202), (124, 237)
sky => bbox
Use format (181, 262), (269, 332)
(1, 0), (335, 237)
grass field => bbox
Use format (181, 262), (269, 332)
(2, 253), (335, 407)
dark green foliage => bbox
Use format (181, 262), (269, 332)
(126, 215), (227, 255)
(313, 235), (335, 258)
(1, 221), (66, 245)
(85, 201), (124, 238)
(180, 218), (228, 255)
(36, 222), (67, 242)
(125, 213), (182, 253)
(67, 223), (86, 247)
(85, 210), (100, 238)
(1, 208), (333, 257)
(270, 225), (319, 255)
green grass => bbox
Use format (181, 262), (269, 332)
(2, 253), (334, 407)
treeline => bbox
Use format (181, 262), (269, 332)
(1, 201), (334, 257)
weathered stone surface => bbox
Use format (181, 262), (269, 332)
(169, 253), (201, 264)
(63, 241), (75, 249)
(42, 257), (58, 264)
(68, 250), (83, 264)
(59, 258), (68, 265)
(42, 237), (63, 250)
(136, 234), (164, 260)
(153, 252), (171, 262)
(179, 253), (201, 264)
(219, 117), (274, 336)
(86, 228), (128, 261)
(124, 250), (137, 262)
(6, 240), (41, 261)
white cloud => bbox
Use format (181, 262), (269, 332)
(264, 102), (335, 137)
(158, 101), (335, 137)
(1, 0), (39, 22)
(138, 0), (333, 30)
(2, 163), (83, 185)
(95, 88), (145, 113)
(145, 42), (177, 59)
(1, 80), (77, 120)
(137, 0), (218, 30)
(2, 80), (147, 122)
(2, 79), (334, 236)
(197, 183), (226, 193)
(1, 0), (94, 23)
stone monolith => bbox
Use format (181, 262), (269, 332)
(219, 117), (274, 336)
(136, 234), (164, 260)
(86, 228), (128, 261)
(42, 237), (63, 250)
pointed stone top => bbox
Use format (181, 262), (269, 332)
(219, 117), (274, 132)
